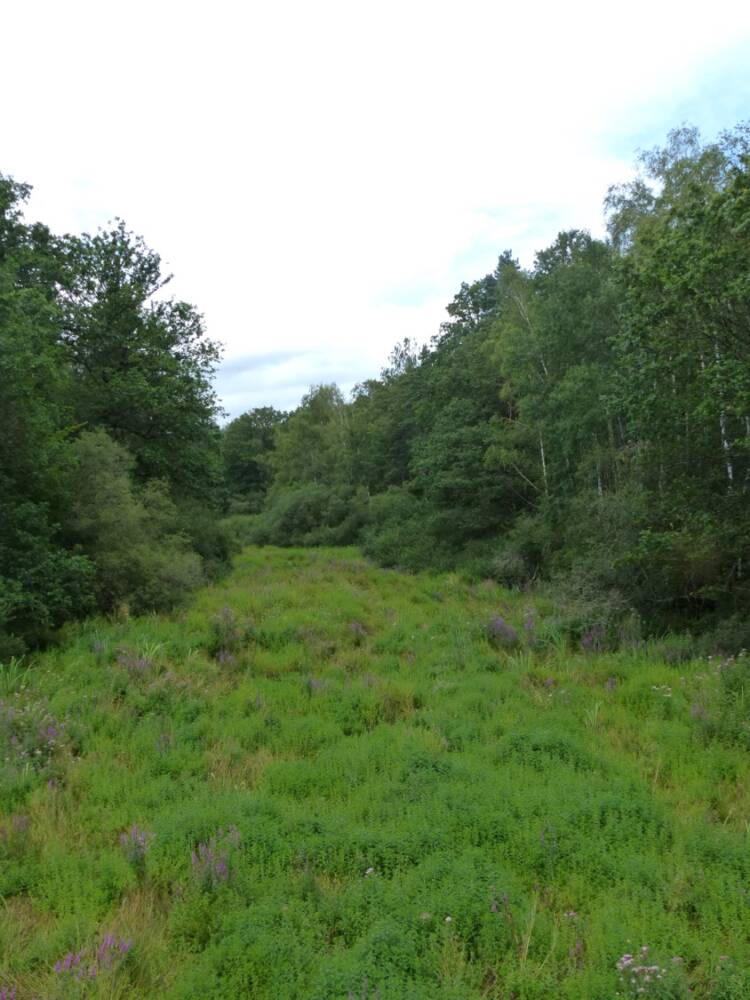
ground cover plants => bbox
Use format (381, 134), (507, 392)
(1, 546), (749, 998)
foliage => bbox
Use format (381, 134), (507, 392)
(60, 220), (223, 500)
(0, 174), (227, 650)
(1, 547), (749, 998)
(222, 407), (285, 512)
(242, 121), (750, 637)
(65, 430), (204, 613)
(251, 484), (369, 548)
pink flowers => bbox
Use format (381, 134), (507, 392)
(119, 824), (151, 870)
(54, 935), (132, 981)
(191, 825), (241, 890)
(616, 947), (673, 996)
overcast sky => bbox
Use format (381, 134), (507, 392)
(3, 1), (750, 418)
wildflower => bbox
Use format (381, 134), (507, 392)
(119, 824), (151, 870)
(349, 621), (368, 643)
(191, 830), (237, 890)
(486, 617), (519, 649)
(116, 648), (152, 674)
(444, 915), (452, 923)
(305, 676), (326, 695)
(581, 625), (605, 653)
(55, 936), (131, 979)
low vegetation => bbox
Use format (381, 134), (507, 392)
(2, 547), (749, 998)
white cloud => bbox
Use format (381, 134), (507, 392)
(3, 0), (749, 416)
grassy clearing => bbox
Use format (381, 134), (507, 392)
(1, 547), (749, 999)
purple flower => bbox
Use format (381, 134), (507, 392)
(191, 827), (241, 889)
(581, 625), (605, 652)
(486, 617), (519, 649)
(116, 648), (153, 674)
(349, 621), (368, 644)
(120, 824), (151, 870)
(55, 936), (132, 979)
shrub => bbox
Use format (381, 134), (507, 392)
(361, 488), (452, 572)
(66, 430), (205, 614)
(251, 485), (368, 548)
(219, 514), (259, 548)
(485, 617), (520, 650)
(177, 501), (239, 580)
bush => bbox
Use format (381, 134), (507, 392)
(177, 501), (238, 580)
(361, 488), (452, 572)
(66, 430), (205, 614)
(251, 484), (368, 548)
(699, 615), (750, 657)
(220, 514), (260, 549)
(539, 573), (639, 652)
(0, 541), (95, 654)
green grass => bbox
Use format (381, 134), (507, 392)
(1, 547), (749, 999)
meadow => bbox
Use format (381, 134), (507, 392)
(1, 547), (749, 999)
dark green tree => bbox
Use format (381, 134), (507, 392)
(222, 406), (286, 511)
(61, 221), (223, 500)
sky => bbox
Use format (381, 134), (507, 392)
(3, 0), (750, 419)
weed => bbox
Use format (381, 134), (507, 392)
(1, 546), (748, 998)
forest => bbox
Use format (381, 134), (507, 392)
(2, 123), (750, 999)
(2, 123), (750, 657)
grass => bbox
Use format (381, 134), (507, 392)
(1, 546), (749, 999)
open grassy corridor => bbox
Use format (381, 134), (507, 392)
(2, 547), (749, 998)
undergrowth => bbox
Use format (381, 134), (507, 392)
(1, 548), (748, 998)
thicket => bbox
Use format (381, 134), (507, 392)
(226, 124), (750, 643)
(0, 179), (232, 656)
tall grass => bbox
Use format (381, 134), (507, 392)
(1, 547), (748, 998)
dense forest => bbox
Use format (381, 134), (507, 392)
(2, 123), (750, 657)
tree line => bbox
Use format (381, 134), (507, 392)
(0, 178), (231, 657)
(3, 122), (749, 656)
(225, 124), (750, 645)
